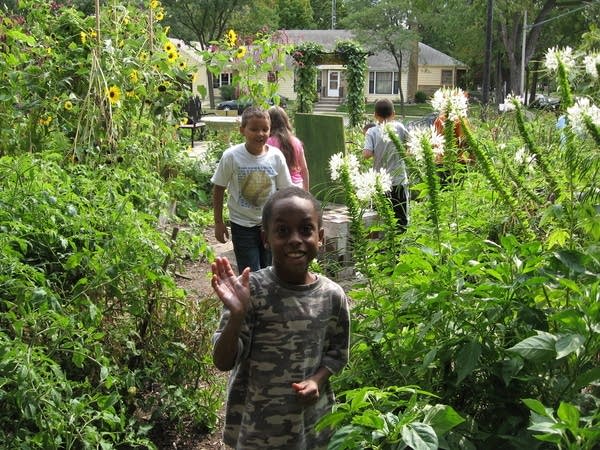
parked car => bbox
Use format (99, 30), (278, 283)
(529, 94), (560, 111)
(216, 96), (288, 114)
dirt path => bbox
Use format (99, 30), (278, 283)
(157, 227), (233, 450)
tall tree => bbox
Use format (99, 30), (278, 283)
(342, 0), (420, 112)
(161, 0), (252, 107)
(277, 0), (314, 29)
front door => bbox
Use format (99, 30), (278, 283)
(327, 71), (340, 97)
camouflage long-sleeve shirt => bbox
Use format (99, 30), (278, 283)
(213, 267), (350, 449)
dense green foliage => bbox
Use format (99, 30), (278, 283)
(0, 2), (224, 448)
(2, 2), (599, 449)
(324, 55), (600, 448)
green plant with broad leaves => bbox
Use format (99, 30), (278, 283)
(324, 39), (600, 449)
(317, 386), (464, 450)
(0, 1), (223, 448)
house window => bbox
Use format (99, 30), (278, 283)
(441, 70), (453, 86)
(267, 71), (278, 83)
(368, 72), (399, 94)
(213, 72), (232, 88)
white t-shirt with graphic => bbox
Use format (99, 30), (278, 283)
(211, 143), (293, 227)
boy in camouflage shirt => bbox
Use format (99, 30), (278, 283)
(211, 186), (350, 449)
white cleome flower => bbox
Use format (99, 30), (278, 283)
(353, 168), (392, 202)
(514, 146), (535, 165)
(329, 152), (361, 181)
(500, 93), (523, 112)
(430, 87), (469, 121)
(566, 97), (600, 136)
(544, 46), (576, 72)
(329, 152), (344, 181)
(406, 126), (445, 162)
(583, 54), (600, 79)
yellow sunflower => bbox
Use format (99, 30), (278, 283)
(178, 61), (187, 70)
(80, 31), (87, 44)
(129, 70), (139, 84)
(39, 116), (52, 126)
(150, 0), (160, 9)
(235, 46), (247, 59)
(164, 41), (173, 53)
(64, 100), (73, 110)
(167, 51), (178, 63)
(139, 51), (149, 62)
(226, 29), (237, 48)
(155, 9), (164, 21)
(107, 85), (121, 105)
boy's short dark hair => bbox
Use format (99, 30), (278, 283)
(241, 106), (270, 127)
(262, 186), (323, 230)
(374, 98), (395, 119)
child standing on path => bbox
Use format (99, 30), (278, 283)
(267, 106), (310, 191)
(211, 186), (351, 450)
(363, 98), (410, 230)
(211, 107), (292, 274)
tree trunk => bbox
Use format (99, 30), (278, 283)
(498, 1), (557, 96)
(482, 0), (493, 104)
(391, 51), (405, 116)
(407, 39), (419, 103)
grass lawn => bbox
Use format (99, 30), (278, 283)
(337, 102), (435, 121)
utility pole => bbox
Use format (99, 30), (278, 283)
(482, 0), (493, 104)
(521, 10), (527, 99)
(331, 0), (336, 29)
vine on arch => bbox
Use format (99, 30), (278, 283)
(292, 42), (324, 113)
(335, 40), (368, 128)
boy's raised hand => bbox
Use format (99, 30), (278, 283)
(211, 256), (251, 317)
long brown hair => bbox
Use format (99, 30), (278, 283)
(268, 106), (298, 169)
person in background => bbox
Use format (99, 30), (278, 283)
(363, 98), (410, 231)
(267, 106), (310, 191)
(211, 186), (350, 449)
(211, 107), (292, 274)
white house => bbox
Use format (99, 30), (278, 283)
(281, 30), (468, 103)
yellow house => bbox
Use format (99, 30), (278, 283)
(171, 29), (467, 105)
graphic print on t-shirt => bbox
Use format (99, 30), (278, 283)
(238, 167), (274, 207)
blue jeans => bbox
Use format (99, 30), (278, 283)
(230, 222), (271, 274)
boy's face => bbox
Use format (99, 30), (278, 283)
(240, 116), (270, 155)
(264, 196), (323, 285)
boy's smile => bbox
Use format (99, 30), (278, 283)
(264, 196), (323, 285)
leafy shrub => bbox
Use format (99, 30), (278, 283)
(414, 90), (428, 103)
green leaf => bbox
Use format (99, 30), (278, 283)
(527, 412), (560, 435)
(553, 250), (586, 274)
(423, 404), (465, 436)
(501, 356), (524, 386)
(557, 402), (580, 429)
(328, 425), (364, 450)
(547, 229), (570, 248)
(574, 367), (600, 390)
(316, 411), (347, 431)
(351, 410), (386, 430)
(556, 277), (582, 294)
(401, 422), (438, 450)
(522, 398), (554, 417)
(507, 331), (557, 361)
(7, 29), (36, 45)
(555, 333), (585, 359)
(455, 340), (481, 385)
